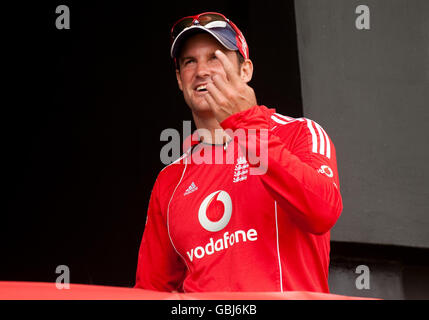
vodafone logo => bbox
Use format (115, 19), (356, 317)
(198, 190), (232, 232)
(318, 165), (334, 178)
(188, 190), (258, 262)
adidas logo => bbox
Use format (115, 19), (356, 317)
(184, 182), (198, 196)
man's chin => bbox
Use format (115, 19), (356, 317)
(189, 99), (213, 114)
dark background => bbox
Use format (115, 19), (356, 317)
(3, 0), (428, 298)
(2, 1), (302, 286)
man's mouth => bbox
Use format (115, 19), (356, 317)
(195, 84), (208, 92)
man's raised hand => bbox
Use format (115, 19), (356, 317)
(205, 50), (257, 123)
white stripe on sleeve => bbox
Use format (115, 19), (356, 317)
(314, 121), (326, 157)
(274, 113), (294, 122)
(271, 115), (288, 125)
(320, 126), (331, 159)
(306, 119), (318, 153)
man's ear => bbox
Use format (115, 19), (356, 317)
(176, 69), (183, 91)
(240, 59), (254, 84)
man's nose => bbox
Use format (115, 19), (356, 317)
(195, 61), (211, 78)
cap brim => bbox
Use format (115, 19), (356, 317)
(171, 25), (238, 59)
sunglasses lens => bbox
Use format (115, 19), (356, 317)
(172, 17), (194, 39)
(171, 14), (227, 40)
(198, 13), (227, 25)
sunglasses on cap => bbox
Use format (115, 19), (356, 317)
(170, 12), (249, 60)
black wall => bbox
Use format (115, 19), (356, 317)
(3, 1), (302, 286)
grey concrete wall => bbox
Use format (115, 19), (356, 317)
(294, 0), (429, 248)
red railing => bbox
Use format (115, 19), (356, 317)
(0, 282), (376, 300)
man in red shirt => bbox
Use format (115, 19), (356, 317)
(134, 12), (343, 293)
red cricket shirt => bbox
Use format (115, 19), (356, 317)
(134, 105), (343, 293)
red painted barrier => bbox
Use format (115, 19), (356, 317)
(0, 282), (376, 300)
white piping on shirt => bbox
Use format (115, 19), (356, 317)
(275, 201), (284, 292)
(166, 155), (191, 274)
(160, 147), (191, 173)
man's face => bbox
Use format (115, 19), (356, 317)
(176, 33), (241, 114)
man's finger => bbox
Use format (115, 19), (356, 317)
(204, 91), (219, 113)
(206, 82), (228, 107)
(215, 50), (240, 83)
(212, 74), (230, 94)
(211, 74), (234, 101)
